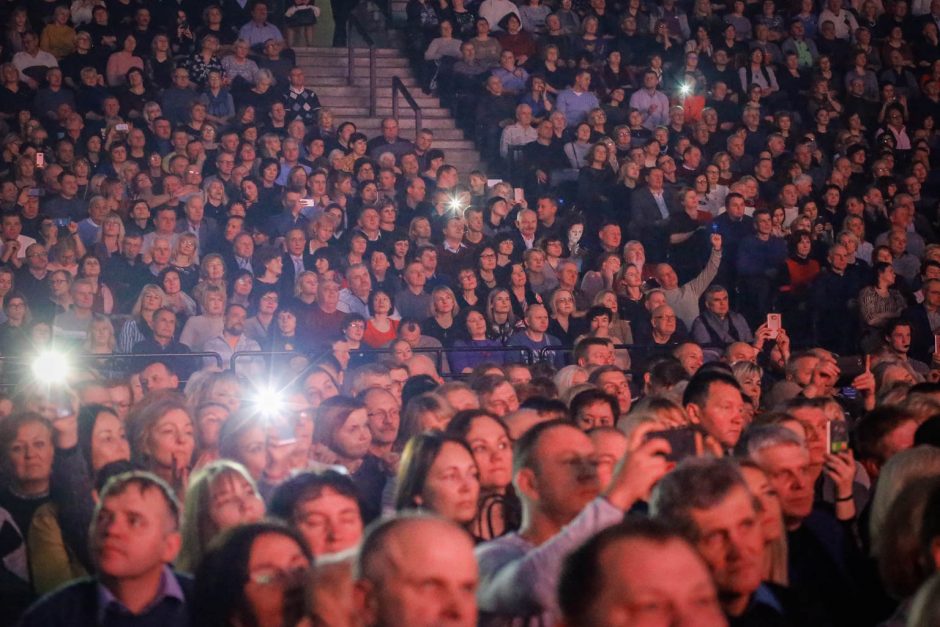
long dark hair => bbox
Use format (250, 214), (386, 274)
(394, 432), (474, 511)
(193, 521), (312, 627)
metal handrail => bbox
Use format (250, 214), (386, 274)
(391, 76), (422, 142)
(347, 14), (377, 117)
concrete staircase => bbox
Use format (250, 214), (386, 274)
(294, 47), (484, 175)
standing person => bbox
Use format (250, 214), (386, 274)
(19, 472), (193, 627)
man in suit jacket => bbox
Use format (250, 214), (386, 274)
(280, 227), (314, 290)
(176, 195), (217, 257)
(903, 277), (940, 363)
(629, 167), (678, 263)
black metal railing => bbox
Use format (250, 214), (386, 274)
(347, 14), (377, 117)
(392, 76), (422, 141)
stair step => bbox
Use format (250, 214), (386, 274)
(294, 46), (402, 56)
(308, 75), (419, 87)
(296, 58), (411, 69)
(320, 105), (453, 117)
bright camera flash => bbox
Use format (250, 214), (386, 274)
(32, 350), (70, 383)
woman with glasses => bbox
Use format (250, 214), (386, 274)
(193, 521), (312, 627)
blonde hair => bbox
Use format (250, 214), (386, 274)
(131, 284), (168, 316)
(83, 314), (116, 351)
(177, 460), (260, 573)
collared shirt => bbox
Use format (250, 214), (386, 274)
(337, 288), (370, 317)
(290, 254), (304, 275)
(238, 21), (284, 47)
(96, 566), (185, 625)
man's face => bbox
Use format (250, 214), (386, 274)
(600, 225), (621, 250)
(225, 307), (247, 335)
(72, 282), (96, 310)
(576, 400), (616, 431)
(362, 521), (478, 627)
(348, 267), (371, 295)
(153, 310), (176, 340)
(292, 488), (362, 559)
(688, 382), (745, 449)
(754, 444), (814, 526)
(529, 425), (600, 520)
(888, 324), (912, 355)
(26, 245), (48, 270)
(92, 485), (179, 580)
(582, 537), (726, 626)
(706, 290), (730, 317)
(655, 265), (679, 291)
(689, 486), (765, 606)
(365, 390), (400, 445)
(828, 245), (849, 272)
(1, 217), (20, 240)
(581, 343), (614, 367)
(140, 363), (178, 393)
(518, 212), (537, 237)
(675, 344), (704, 375)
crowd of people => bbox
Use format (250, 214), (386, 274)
(3, 0), (940, 624)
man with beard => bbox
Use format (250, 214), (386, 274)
(203, 304), (262, 376)
(476, 419), (670, 625)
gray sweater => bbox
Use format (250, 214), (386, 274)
(475, 497), (623, 626)
(664, 248), (721, 328)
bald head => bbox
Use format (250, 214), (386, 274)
(356, 515), (478, 627)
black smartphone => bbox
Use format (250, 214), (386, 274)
(54, 218), (70, 228)
(645, 427), (701, 463)
(827, 420), (850, 455)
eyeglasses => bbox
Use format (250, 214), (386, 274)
(346, 321), (365, 329)
(247, 566), (307, 587)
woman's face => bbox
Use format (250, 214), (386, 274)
(796, 235), (811, 257)
(278, 311), (297, 335)
(235, 426), (266, 479)
(434, 292), (455, 316)
(576, 124), (591, 142)
(209, 473), (264, 531)
(243, 533), (310, 626)
(492, 291), (511, 314)
(146, 408), (195, 472)
(332, 409), (372, 460)
(553, 290), (574, 316)
(465, 416), (512, 492)
(7, 421), (53, 485)
(304, 372), (339, 408)
(465, 310), (487, 338)
(418, 442), (480, 525)
(740, 466), (784, 542)
(91, 320), (112, 346)
(235, 274), (253, 296)
(372, 292), (391, 315)
(292, 488), (363, 557)
(197, 405), (229, 449)
(163, 272), (181, 294)
(209, 379), (241, 413)
(510, 264), (526, 287)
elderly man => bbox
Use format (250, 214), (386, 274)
(500, 103), (537, 160)
(337, 264), (373, 318)
(739, 425), (868, 627)
(690, 284), (755, 353)
(355, 515), (478, 627)
(558, 520), (726, 627)
(652, 457), (802, 624)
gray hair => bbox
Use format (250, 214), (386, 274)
(650, 457), (749, 540)
(736, 424), (807, 459)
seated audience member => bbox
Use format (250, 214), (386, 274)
(476, 419), (669, 624)
(557, 519), (726, 626)
(652, 457), (807, 623)
(268, 469), (365, 558)
(20, 472), (192, 627)
(353, 514), (479, 627)
(193, 521), (312, 627)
